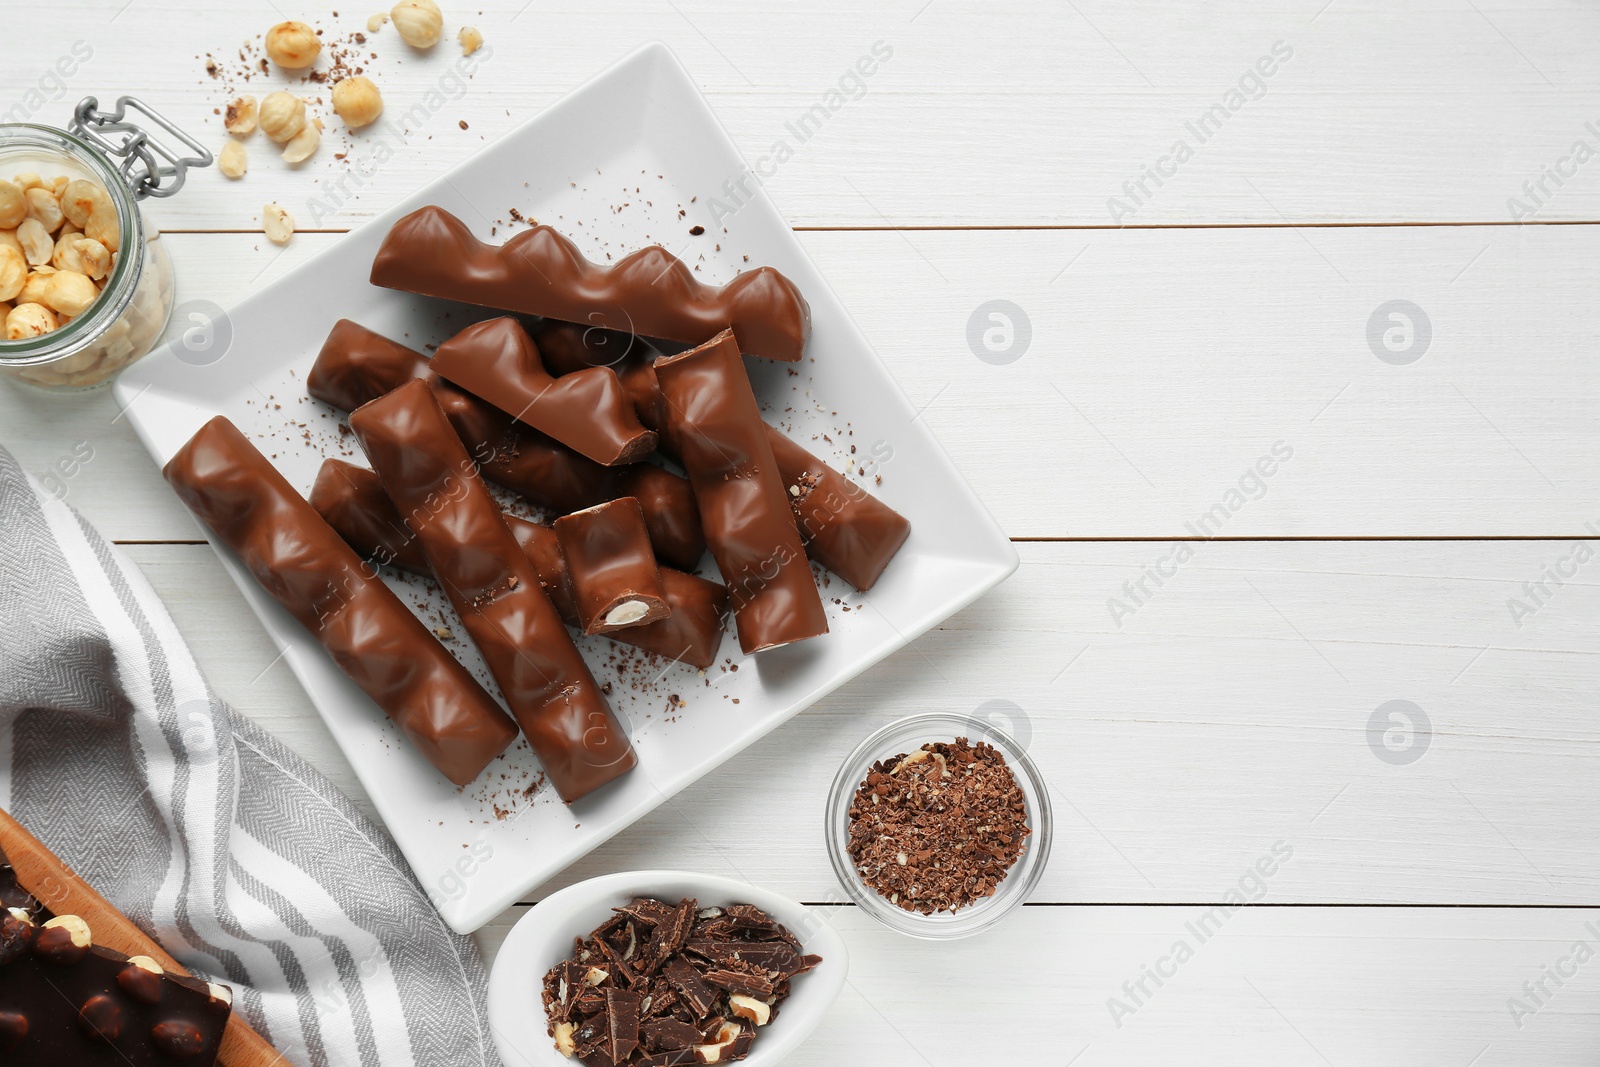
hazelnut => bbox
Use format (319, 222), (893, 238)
(728, 994), (771, 1026)
(553, 1021), (576, 1056)
(23, 188), (62, 233)
(16, 219), (52, 266)
(265, 20), (322, 69)
(259, 92), (307, 144)
(126, 955), (164, 975)
(0, 181), (23, 229)
(0, 230), (21, 259)
(262, 203), (295, 245)
(17, 272), (52, 307)
(332, 76), (384, 129)
(280, 118), (322, 164)
(224, 96), (259, 136)
(42, 914), (91, 947)
(458, 25), (482, 55)
(42, 271), (98, 318)
(4, 306), (38, 344)
(367, 12), (388, 32)
(218, 139), (248, 180)
(582, 966), (608, 987)
(0, 246), (25, 302)
(61, 180), (119, 252)
(11, 173), (42, 192)
(391, 0), (443, 48)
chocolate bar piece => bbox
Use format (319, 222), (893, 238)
(534, 319), (910, 591)
(163, 417), (517, 786)
(429, 317), (655, 466)
(307, 320), (705, 571)
(349, 381), (636, 803)
(654, 330), (828, 653)
(0, 911), (231, 1064)
(542, 897), (818, 1066)
(311, 459), (728, 669)
(554, 499), (671, 635)
(371, 205), (811, 362)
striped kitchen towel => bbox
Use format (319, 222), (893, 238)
(0, 444), (503, 1067)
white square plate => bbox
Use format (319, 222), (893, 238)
(115, 42), (1016, 933)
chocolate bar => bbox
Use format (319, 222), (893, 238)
(542, 897), (819, 1066)
(348, 381), (636, 802)
(0, 911), (231, 1064)
(371, 205), (811, 362)
(653, 330), (828, 653)
(310, 459), (727, 669)
(429, 316), (655, 466)
(307, 319), (705, 570)
(163, 417), (518, 786)
(554, 499), (671, 635)
(534, 319), (910, 591)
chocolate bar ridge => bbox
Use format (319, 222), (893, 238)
(654, 329), (828, 653)
(371, 205), (811, 361)
(162, 417), (518, 786)
(348, 381), (637, 802)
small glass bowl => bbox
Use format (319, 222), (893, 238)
(825, 712), (1052, 939)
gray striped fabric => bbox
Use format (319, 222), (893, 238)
(0, 445), (503, 1067)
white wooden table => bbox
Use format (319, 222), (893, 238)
(8, 2), (1600, 1063)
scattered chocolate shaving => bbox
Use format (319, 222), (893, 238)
(845, 736), (1031, 915)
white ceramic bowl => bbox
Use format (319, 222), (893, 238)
(488, 871), (848, 1067)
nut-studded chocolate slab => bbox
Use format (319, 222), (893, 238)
(0, 911), (232, 1064)
(542, 897), (819, 1066)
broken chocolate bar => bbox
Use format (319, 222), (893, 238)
(310, 459), (728, 669)
(555, 499), (671, 635)
(0, 911), (231, 1064)
(429, 317), (656, 466)
(371, 205), (811, 361)
(349, 381), (636, 802)
(542, 896), (819, 1066)
(163, 417), (518, 786)
(308, 319), (705, 570)
(654, 330), (828, 653)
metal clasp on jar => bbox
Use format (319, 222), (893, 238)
(68, 96), (212, 201)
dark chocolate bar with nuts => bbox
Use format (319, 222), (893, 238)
(0, 910), (232, 1064)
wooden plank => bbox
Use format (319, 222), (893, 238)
(5, 225), (1596, 541)
(125, 539), (1600, 906)
(9, 1), (1600, 228)
(474, 904), (1600, 1065)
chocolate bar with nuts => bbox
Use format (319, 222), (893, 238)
(534, 319), (910, 591)
(555, 499), (672, 635)
(371, 204), (811, 362)
(429, 316), (656, 466)
(163, 417), (518, 786)
(349, 381), (637, 803)
(311, 459), (728, 669)
(542, 897), (819, 1066)
(0, 911), (232, 1064)
(654, 329), (828, 653)
(307, 319), (705, 570)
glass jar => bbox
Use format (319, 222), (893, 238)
(0, 97), (210, 390)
